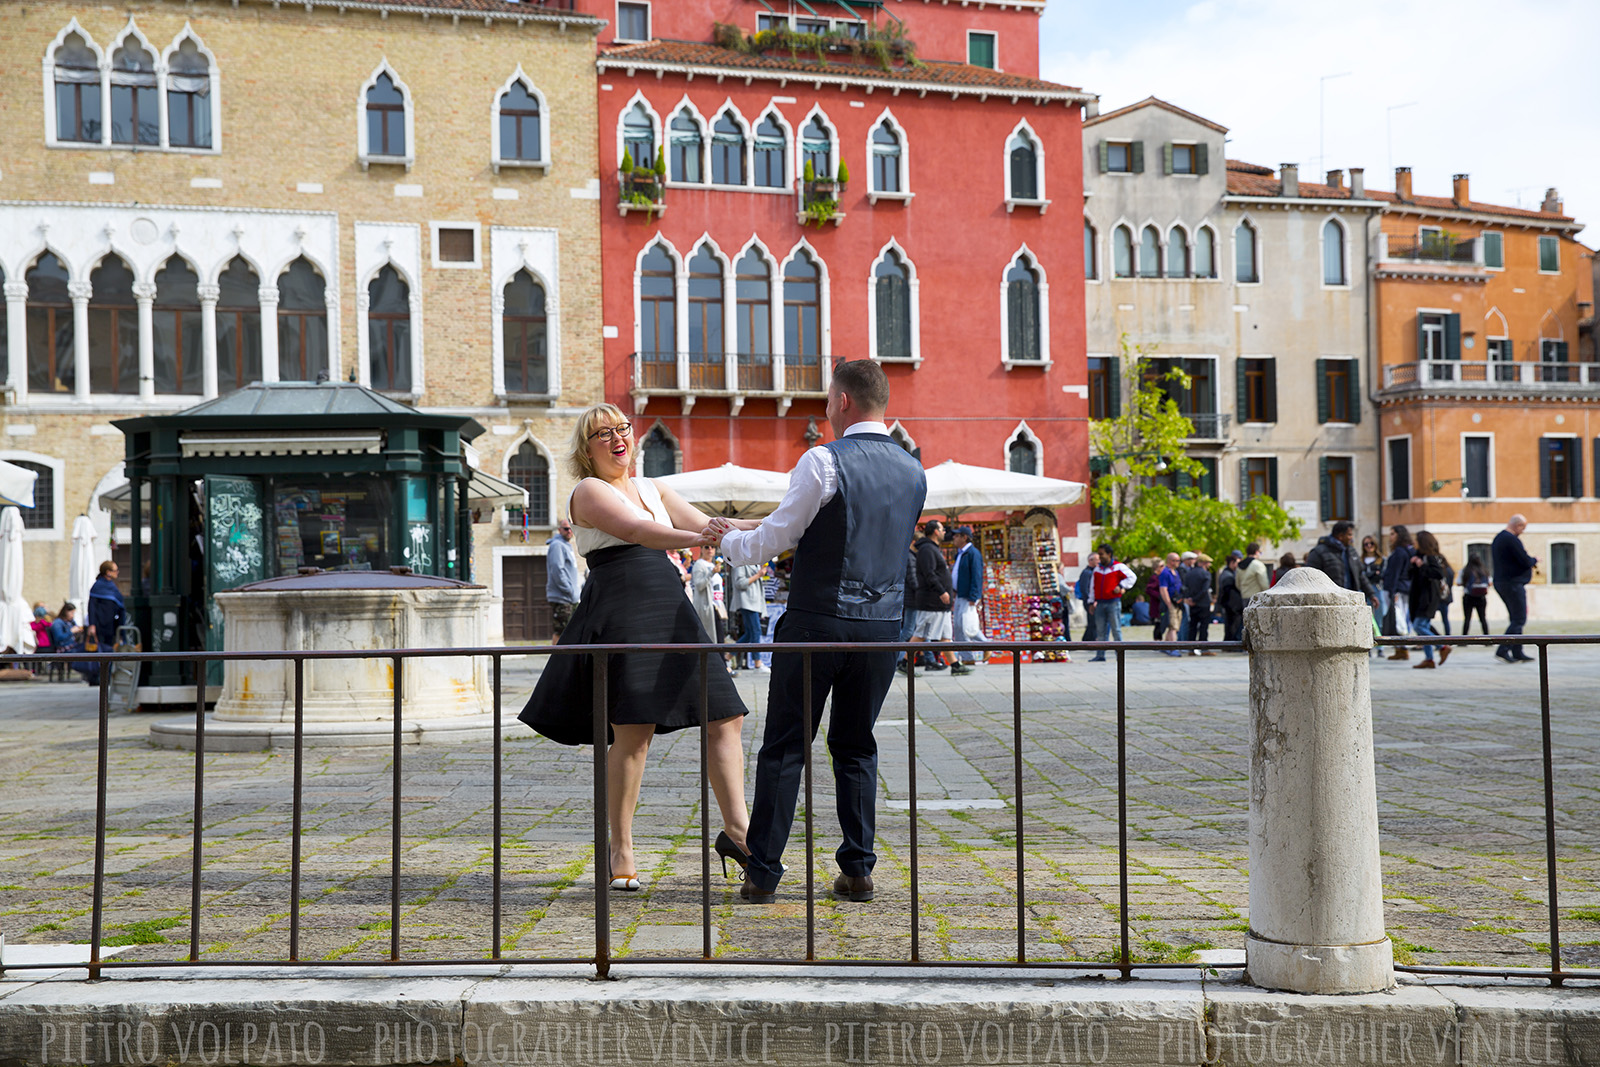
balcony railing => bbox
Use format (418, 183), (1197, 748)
(1184, 411), (1231, 439)
(1383, 234), (1478, 263)
(631, 351), (827, 414)
(617, 171), (665, 217)
(1383, 359), (1600, 392)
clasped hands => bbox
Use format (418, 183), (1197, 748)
(698, 516), (736, 547)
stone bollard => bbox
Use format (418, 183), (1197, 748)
(1242, 567), (1394, 994)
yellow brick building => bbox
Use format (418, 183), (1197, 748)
(0, 0), (605, 640)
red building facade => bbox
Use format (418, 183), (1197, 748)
(578, 0), (1091, 521)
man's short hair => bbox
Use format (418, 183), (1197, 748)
(1330, 520), (1355, 539)
(1096, 543), (1114, 557)
(831, 359), (890, 413)
(1245, 542), (1260, 557)
(921, 519), (942, 537)
(98, 560), (117, 576)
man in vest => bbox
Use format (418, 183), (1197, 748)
(710, 360), (927, 905)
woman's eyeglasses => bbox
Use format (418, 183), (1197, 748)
(588, 422), (633, 443)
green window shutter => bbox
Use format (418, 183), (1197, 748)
(1555, 341), (1570, 363)
(1315, 358), (1330, 424)
(1098, 141), (1109, 174)
(1445, 313), (1462, 360)
(1594, 438), (1600, 497)
(1107, 357), (1122, 417)
(1195, 142), (1209, 176)
(1198, 458), (1216, 499)
(1319, 456), (1331, 522)
(1346, 359), (1361, 424)
(1575, 441), (1585, 498)
(1162, 143), (1173, 175)
(1268, 458), (1280, 501)
(1265, 359), (1279, 422)
(1540, 442), (1552, 498)
(1238, 458), (1250, 501)
(1177, 468), (1193, 491)
(1235, 359), (1248, 421)
(1131, 141), (1145, 174)
(1415, 315), (1427, 360)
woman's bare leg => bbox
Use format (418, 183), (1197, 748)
(706, 715), (750, 851)
(607, 723), (655, 876)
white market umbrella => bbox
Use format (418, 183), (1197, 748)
(0, 460), (38, 509)
(0, 507), (34, 654)
(921, 460), (1085, 515)
(69, 515), (100, 607)
(655, 463), (794, 519)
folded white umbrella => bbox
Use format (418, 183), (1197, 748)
(0, 460), (38, 509)
(921, 460), (1085, 515)
(69, 515), (100, 607)
(0, 507), (35, 654)
(654, 462), (794, 519)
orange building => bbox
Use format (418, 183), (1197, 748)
(1371, 169), (1597, 617)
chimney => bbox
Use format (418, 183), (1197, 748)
(1542, 187), (1564, 215)
(1085, 97), (1100, 119)
(1326, 169), (1344, 190)
(1395, 166), (1412, 201)
(1349, 167), (1365, 198)
(1452, 173), (1470, 207)
(1280, 163), (1299, 197)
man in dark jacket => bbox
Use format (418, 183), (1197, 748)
(1380, 525), (1416, 659)
(1179, 552), (1213, 652)
(1492, 514), (1537, 663)
(1217, 551), (1245, 643)
(84, 561), (126, 686)
(911, 520), (962, 673)
(1306, 521), (1377, 603)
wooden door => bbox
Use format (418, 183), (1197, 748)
(503, 555), (552, 641)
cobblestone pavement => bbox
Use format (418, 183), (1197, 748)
(3, 630), (1599, 975)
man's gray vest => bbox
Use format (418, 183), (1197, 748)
(787, 434), (927, 622)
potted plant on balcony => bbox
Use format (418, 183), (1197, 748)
(618, 148), (664, 211)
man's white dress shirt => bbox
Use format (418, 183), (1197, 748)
(720, 421), (890, 567)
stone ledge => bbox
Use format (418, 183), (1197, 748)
(1, 966), (1598, 1066)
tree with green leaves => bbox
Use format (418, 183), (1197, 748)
(1090, 336), (1300, 564)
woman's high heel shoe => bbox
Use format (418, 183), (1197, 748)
(714, 831), (750, 879)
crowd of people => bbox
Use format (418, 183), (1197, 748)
(6, 560), (127, 682)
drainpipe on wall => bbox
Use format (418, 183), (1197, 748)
(1366, 208), (1383, 541)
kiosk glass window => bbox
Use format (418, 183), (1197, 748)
(271, 479), (392, 574)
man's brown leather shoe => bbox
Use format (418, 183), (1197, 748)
(740, 878), (775, 904)
(832, 873), (874, 902)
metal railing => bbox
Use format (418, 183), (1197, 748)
(1184, 411), (1231, 439)
(631, 351), (824, 398)
(1382, 359), (1600, 391)
(2, 632), (1593, 988)
(1383, 234), (1479, 263)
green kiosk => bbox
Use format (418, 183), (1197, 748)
(112, 382), (523, 694)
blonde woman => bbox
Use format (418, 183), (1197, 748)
(518, 404), (750, 891)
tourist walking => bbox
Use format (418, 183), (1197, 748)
(1361, 535), (1385, 635)
(1075, 551), (1099, 645)
(1305, 521), (1377, 604)
(1237, 543), (1271, 604)
(1436, 555), (1456, 636)
(1157, 553), (1183, 656)
(731, 558), (766, 671)
(1381, 526), (1417, 660)
(912, 519), (964, 674)
(1492, 514), (1537, 663)
(1088, 546), (1136, 662)
(518, 404), (749, 894)
(1217, 551), (1245, 643)
(1271, 552), (1297, 586)
(1459, 554), (1491, 635)
(710, 360), (927, 905)
(689, 545), (720, 651)
(1180, 552), (1213, 652)
(950, 525), (990, 668)
(544, 519), (580, 637)
(1407, 531), (1451, 669)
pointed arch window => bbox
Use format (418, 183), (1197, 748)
(670, 108), (703, 183)
(367, 265), (412, 392)
(366, 72), (406, 158)
(25, 254), (74, 394)
(1008, 433), (1039, 475)
(216, 257), (262, 390)
(110, 37), (158, 146)
(1084, 219), (1099, 280)
(1235, 220), (1259, 283)
(711, 110), (746, 185)
(1009, 129), (1039, 200)
(1005, 256), (1042, 363)
(735, 249), (773, 391)
(1166, 226), (1190, 279)
(622, 102), (655, 167)
(641, 425), (678, 478)
(802, 115), (833, 179)
(88, 256), (139, 395)
(278, 258), (328, 382)
(498, 81), (542, 163)
(874, 251), (912, 361)
(152, 256), (202, 394)
(507, 442), (550, 527)
(502, 270), (548, 394)
(639, 244), (677, 365)
(688, 247), (724, 388)
(166, 37), (213, 149)
(871, 120), (902, 193)
(783, 253), (822, 391)
(1112, 225), (1134, 278)
(1194, 226), (1217, 279)
(1322, 218), (1347, 285)
(1139, 226), (1162, 278)
(753, 114), (786, 188)
(53, 32), (103, 143)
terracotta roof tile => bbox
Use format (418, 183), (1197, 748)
(596, 40), (1089, 98)
(1225, 158), (1576, 223)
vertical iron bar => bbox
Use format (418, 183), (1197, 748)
(1014, 653), (1025, 964)
(1117, 647), (1130, 979)
(1539, 642), (1562, 985)
(593, 651), (611, 979)
(88, 662), (111, 980)
(907, 647), (919, 963)
(189, 658), (206, 961)
(391, 655), (403, 961)
(700, 650), (712, 959)
(289, 656), (305, 961)
(492, 654), (503, 960)
(803, 649), (815, 961)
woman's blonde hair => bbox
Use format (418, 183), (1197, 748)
(567, 403), (631, 480)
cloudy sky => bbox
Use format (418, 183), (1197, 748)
(1040, 0), (1598, 236)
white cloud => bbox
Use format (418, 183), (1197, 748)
(1043, 0), (1600, 232)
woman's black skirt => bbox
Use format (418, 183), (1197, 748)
(518, 544), (748, 746)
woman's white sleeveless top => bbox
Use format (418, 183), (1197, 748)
(570, 477), (667, 556)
